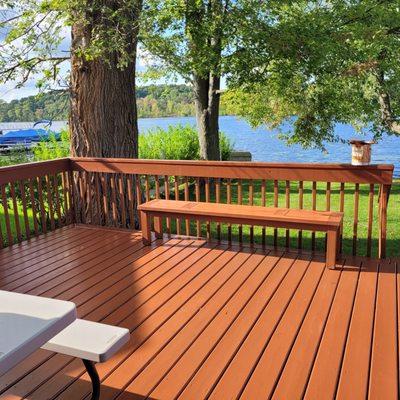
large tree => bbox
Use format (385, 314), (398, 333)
(224, 1), (400, 149)
(0, 0), (142, 158)
(142, 0), (259, 160)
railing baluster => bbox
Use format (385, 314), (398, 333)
(285, 180), (290, 248)
(164, 175), (171, 235)
(353, 183), (360, 255)
(45, 175), (55, 230)
(53, 174), (62, 227)
(205, 177), (211, 240)
(216, 178), (221, 240)
(101, 173), (109, 226)
(94, 173), (101, 225)
(367, 183), (374, 257)
(10, 182), (22, 242)
(86, 172), (93, 224)
(155, 175), (160, 198)
(1, 184), (13, 244)
(19, 180), (30, 239)
(119, 174), (127, 228)
(78, 171), (86, 224)
(195, 177), (201, 237)
(28, 178), (39, 236)
(273, 180), (278, 247)
(145, 175), (150, 202)
(126, 175), (135, 229)
(135, 175), (142, 206)
(227, 178), (232, 242)
(378, 183), (390, 258)
(339, 182), (345, 253)
(174, 176), (181, 235)
(311, 181), (317, 251)
(184, 177), (190, 236)
(238, 179), (243, 243)
(110, 174), (118, 227)
(261, 179), (266, 246)
(37, 177), (47, 234)
(61, 172), (70, 225)
(249, 179), (254, 244)
(325, 181), (331, 247)
(298, 181), (303, 249)
(67, 170), (76, 224)
(46, 175), (56, 231)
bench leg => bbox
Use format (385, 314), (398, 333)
(326, 229), (338, 270)
(82, 359), (100, 400)
(154, 216), (163, 239)
(140, 211), (151, 245)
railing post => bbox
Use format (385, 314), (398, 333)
(378, 184), (391, 259)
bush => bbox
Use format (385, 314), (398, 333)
(139, 124), (233, 160)
(33, 129), (70, 161)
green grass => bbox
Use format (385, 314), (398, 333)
(170, 179), (400, 258)
(0, 205), (36, 245)
(2, 180), (399, 258)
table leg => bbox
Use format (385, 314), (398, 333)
(82, 359), (100, 400)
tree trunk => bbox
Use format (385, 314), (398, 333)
(69, 7), (140, 158)
(69, 2), (141, 227)
(376, 69), (400, 134)
(194, 73), (221, 160)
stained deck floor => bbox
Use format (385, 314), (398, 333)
(0, 225), (398, 400)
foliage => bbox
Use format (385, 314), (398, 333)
(141, 1), (260, 80)
(0, 91), (69, 122)
(33, 128), (70, 160)
(141, 1), (262, 160)
(0, 144), (30, 166)
(224, 1), (400, 150)
(0, 84), (230, 121)
(0, 124), (232, 165)
(136, 84), (194, 118)
(139, 124), (233, 160)
(0, 0), (142, 89)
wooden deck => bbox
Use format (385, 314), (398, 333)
(0, 225), (398, 400)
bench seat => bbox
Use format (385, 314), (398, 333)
(42, 319), (129, 363)
(42, 319), (129, 400)
(138, 199), (343, 268)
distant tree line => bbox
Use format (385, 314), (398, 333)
(0, 84), (227, 122)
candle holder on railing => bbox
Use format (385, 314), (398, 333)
(350, 139), (375, 166)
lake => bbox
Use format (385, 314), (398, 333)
(1, 115), (399, 176)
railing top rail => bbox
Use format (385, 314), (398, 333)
(70, 158), (394, 184)
(0, 157), (393, 185)
(0, 158), (71, 185)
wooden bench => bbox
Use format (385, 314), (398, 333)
(42, 319), (129, 400)
(138, 199), (343, 269)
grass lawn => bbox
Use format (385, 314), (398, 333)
(0, 205), (36, 245)
(2, 180), (399, 258)
(176, 179), (400, 258)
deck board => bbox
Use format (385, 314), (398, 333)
(0, 225), (398, 400)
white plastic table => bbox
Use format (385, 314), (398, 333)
(0, 290), (76, 376)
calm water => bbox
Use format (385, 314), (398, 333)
(1, 116), (399, 176)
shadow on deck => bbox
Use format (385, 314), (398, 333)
(0, 225), (398, 400)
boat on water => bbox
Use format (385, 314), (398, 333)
(0, 120), (60, 150)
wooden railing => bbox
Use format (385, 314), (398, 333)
(0, 159), (73, 247)
(70, 158), (394, 258)
(0, 157), (394, 259)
